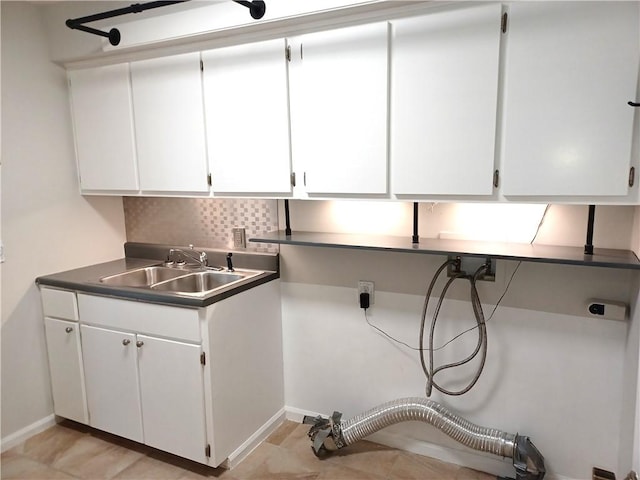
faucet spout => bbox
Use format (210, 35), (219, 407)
(168, 245), (208, 268)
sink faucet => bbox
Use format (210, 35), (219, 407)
(168, 244), (208, 268)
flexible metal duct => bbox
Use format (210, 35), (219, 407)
(305, 397), (545, 480)
(343, 397), (515, 457)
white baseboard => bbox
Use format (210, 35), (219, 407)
(1, 414), (57, 453)
(285, 405), (323, 423)
(367, 428), (514, 479)
(223, 408), (286, 470)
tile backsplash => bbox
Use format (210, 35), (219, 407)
(123, 197), (278, 252)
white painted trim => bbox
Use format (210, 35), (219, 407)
(284, 406), (577, 480)
(367, 428), (514, 479)
(223, 408), (286, 470)
(1, 414), (57, 453)
(285, 405), (322, 423)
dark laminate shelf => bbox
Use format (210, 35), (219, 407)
(249, 231), (640, 270)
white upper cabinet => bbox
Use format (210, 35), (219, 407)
(202, 39), (292, 195)
(68, 64), (138, 193)
(130, 53), (209, 193)
(390, 4), (502, 196)
(501, 2), (640, 197)
(289, 22), (389, 195)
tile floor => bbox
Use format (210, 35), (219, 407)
(1, 420), (495, 480)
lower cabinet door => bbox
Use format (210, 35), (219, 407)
(44, 318), (88, 424)
(80, 325), (143, 443)
(137, 335), (207, 464)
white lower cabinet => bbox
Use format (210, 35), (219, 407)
(81, 325), (207, 463)
(41, 282), (284, 468)
(136, 334), (207, 463)
(43, 318), (88, 424)
(80, 326), (144, 443)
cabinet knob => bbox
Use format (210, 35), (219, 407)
(136, 340), (144, 348)
(65, 327), (73, 333)
(122, 339), (131, 346)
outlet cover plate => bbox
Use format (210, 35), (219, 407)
(358, 280), (375, 305)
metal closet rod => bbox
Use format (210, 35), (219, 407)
(65, 0), (266, 46)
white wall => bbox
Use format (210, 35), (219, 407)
(619, 206), (640, 475)
(620, 271), (640, 476)
(278, 201), (639, 480)
(282, 283), (627, 479)
(1, 2), (126, 442)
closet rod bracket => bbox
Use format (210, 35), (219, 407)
(66, 0), (266, 46)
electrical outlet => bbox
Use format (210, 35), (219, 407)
(232, 228), (246, 248)
(358, 281), (375, 305)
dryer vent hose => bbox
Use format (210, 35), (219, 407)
(304, 397), (545, 480)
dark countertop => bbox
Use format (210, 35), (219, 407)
(36, 243), (280, 308)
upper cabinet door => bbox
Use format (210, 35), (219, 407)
(501, 2), (639, 197)
(68, 65), (138, 193)
(290, 22), (389, 195)
(390, 4), (502, 196)
(130, 53), (209, 193)
(202, 39), (292, 195)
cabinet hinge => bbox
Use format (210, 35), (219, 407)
(501, 12), (508, 34)
(493, 169), (500, 188)
(286, 45), (291, 62)
(207, 173), (212, 187)
(290, 172), (296, 187)
(200, 352), (206, 365)
(205, 444), (211, 457)
(630, 167), (635, 187)
(200, 59), (204, 72)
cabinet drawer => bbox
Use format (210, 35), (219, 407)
(77, 294), (200, 342)
(41, 287), (79, 321)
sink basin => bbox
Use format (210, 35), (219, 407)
(151, 271), (254, 295)
(97, 265), (263, 297)
(99, 266), (189, 287)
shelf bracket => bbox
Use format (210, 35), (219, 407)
(284, 199), (292, 236)
(412, 202), (419, 244)
(584, 205), (596, 255)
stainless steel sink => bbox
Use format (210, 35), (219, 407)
(99, 266), (189, 287)
(151, 271), (250, 294)
(98, 265), (262, 297)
